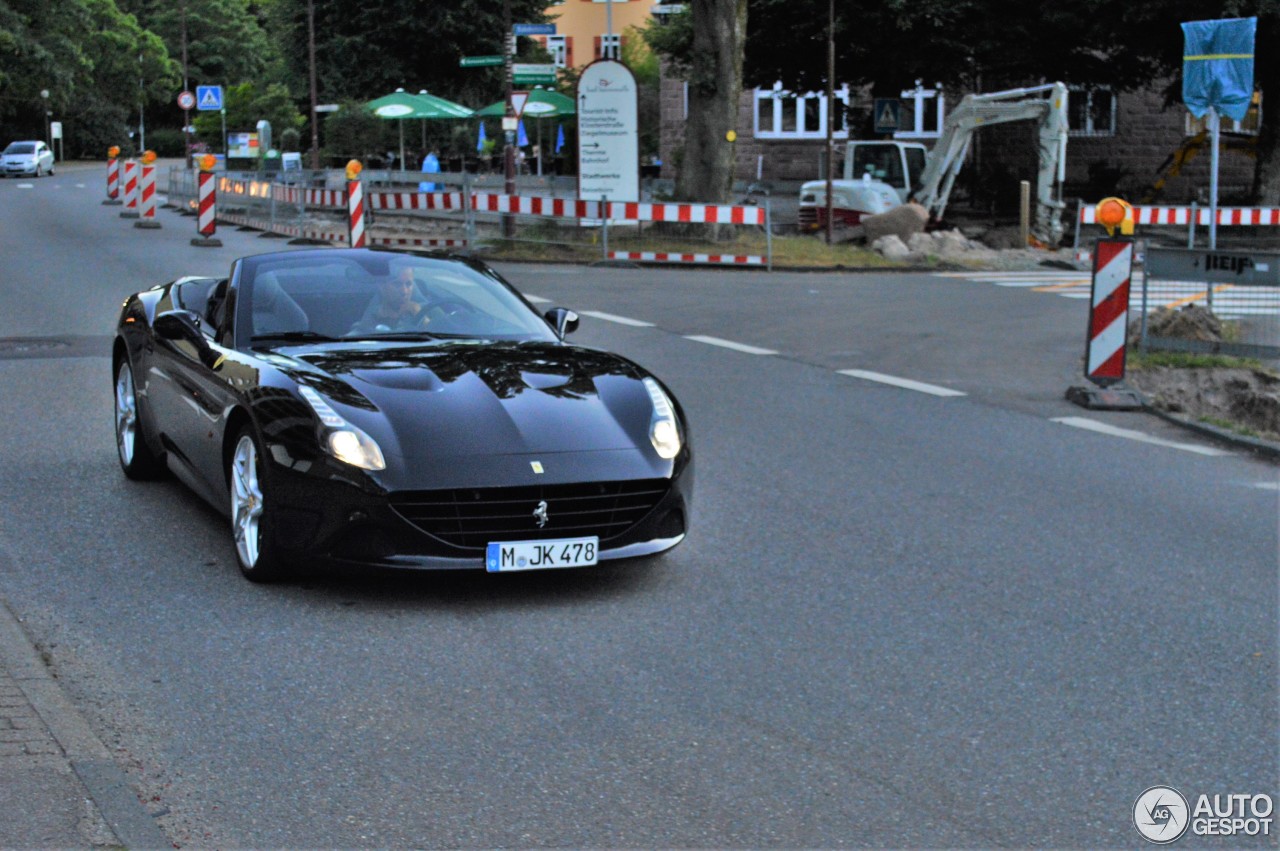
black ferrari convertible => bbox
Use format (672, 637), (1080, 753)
(113, 248), (692, 581)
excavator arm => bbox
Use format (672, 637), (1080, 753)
(911, 83), (1070, 246)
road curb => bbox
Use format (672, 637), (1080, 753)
(0, 598), (171, 850)
(1141, 403), (1280, 459)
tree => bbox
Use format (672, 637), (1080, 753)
(0, 0), (178, 154)
(262, 0), (550, 106)
(118, 0), (284, 91)
(646, 0), (747, 202)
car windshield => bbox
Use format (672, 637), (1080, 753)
(237, 252), (559, 345)
(3, 143), (35, 155)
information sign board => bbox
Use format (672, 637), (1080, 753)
(577, 60), (639, 204)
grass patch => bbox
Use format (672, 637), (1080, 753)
(1198, 416), (1263, 439)
(468, 226), (906, 268)
(1128, 350), (1269, 372)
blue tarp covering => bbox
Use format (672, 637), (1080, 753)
(1182, 17), (1256, 122)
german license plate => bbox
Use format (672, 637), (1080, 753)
(486, 537), (599, 572)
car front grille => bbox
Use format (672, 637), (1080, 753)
(389, 479), (670, 550)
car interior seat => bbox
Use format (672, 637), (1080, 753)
(252, 271), (309, 336)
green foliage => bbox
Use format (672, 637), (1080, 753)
(145, 126), (187, 156)
(640, 6), (692, 77)
(622, 24), (659, 86)
(119, 0), (283, 88)
(191, 81), (303, 149)
(261, 0), (550, 107)
(317, 100), (384, 162)
(0, 0), (180, 155)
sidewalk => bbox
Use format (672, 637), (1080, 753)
(0, 599), (169, 850)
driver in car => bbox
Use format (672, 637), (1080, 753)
(351, 264), (430, 333)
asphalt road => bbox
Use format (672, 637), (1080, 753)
(0, 166), (1276, 848)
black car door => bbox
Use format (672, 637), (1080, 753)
(145, 280), (242, 505)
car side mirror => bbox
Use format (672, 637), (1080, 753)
(155, 309), (205, 343)
(544, 307), (579, 339)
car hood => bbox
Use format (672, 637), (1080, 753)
(287, 341), (658, 463)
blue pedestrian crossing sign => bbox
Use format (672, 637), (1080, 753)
(873, 98), (900, 134)
(196, 85), (223, 111)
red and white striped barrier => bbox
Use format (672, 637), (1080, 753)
(369, 237), (470, 249)
(189, 170), (222, 247)
(269, 185), (346, 208)
(608, 251), (765, 267)
(120, 160), (139, 217)
(370, 191), (466, 212)
(197, 171), (216, 236)
(134, 163), (160, 228)
(471, 193), (767, 225)
(1079, 204), (1280, 226)
(347, 179), (365, 248)
(216, 210), (347, 244)
(106, 157), (119, 201)
(1085, 239), (1134, 386)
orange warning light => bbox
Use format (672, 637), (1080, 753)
(345, 159), (363, 181)
(199, 154), (217, 172)
(141, 150), (157, 165)
(107, 145), (121, 159)
(1096, 197), (1134, 236)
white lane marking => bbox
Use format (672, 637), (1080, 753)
(579, 310), (654, 327)
(1250, 481), (1280, 491)
(15, 183), (34, 189)
(993, 279), (1085, 288)
(523, 294), (551, 303)
(684, 335), (778, 356)
(838, 369), (967, 397)
(75, 183), (86, 188)
(1051, 417), (1232, 456)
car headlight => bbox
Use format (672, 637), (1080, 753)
(299, 386), (386, 471)
(643, 377), (682, 459)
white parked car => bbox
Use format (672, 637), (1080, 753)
(1, 140), (55, 177)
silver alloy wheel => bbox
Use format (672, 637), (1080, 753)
(115, 362), (137, 466)
(231, 434), (264, 568)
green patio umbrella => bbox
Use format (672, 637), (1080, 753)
(474, 88), (575, 118)
(475, 89), (575, 175)
(365, 89), (474, 170)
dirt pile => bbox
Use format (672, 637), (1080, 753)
(1126, 305), (1280, 442)
(1134, 304), (1224, 342)
(1128, 367), (1280, 440)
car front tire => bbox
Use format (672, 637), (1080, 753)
(114, 358), (165, 479)
(229, 427), (287, 583)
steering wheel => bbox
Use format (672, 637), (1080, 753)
(428, 299), (483, 321)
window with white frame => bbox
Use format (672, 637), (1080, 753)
(546, 35), (567, 67)
(752, 82), (850, 140)
(1068, 86), (1117, 136)
(599, 33), (620, 60)
(895, 81), (945, 139)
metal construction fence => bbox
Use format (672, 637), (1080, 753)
(1073, 199), (1280, 250)
(165, 168), (774, 266)
(1136, 246), (1280, 359)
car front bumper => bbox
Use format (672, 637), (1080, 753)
(264, 449), (694, 572)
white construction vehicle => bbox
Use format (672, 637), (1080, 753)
(799, 82), (1070, 245)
